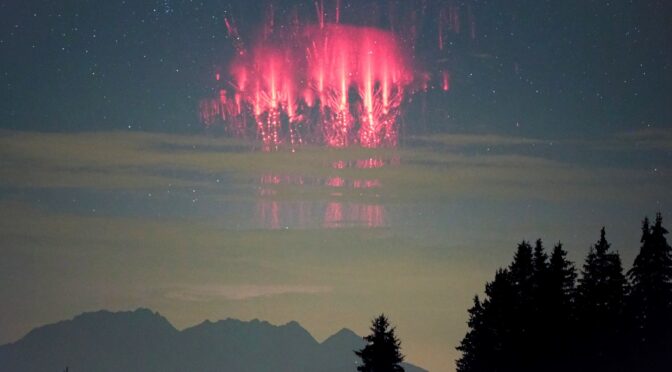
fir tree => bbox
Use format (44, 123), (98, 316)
(627, 214), (672, 370)
(575, 227), (628, 371)
(456, 269), (518, 372)
(455, 296), (485, 372)
(457, 242), (540, 372)
(510, 241), (534, 294)
(546, 242), (577, 371)
(508, 241), (536, 371)
(456, 218), (672, 371)
(548, 242), (577, 309)
(529, 239), (550, 370)
(355, 314), (405, 372)
(532, 239), (549, 277)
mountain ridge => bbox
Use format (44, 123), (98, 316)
(0, 308), (427, 372)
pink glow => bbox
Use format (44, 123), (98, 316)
(199, 2), (475, 150)
(332, 160), (346, 169)
(330, 156), (398, 170)
(353, 179), (382, 189)
(442, 71), (451, 91)
(335, 0), (341, 24)
(324, 202), (385, 228)
(326, 176), (345, 188)
(257, 200), (280, 229)
(303, 89), (315, 107)
(203, 22), (411, 150)
(256, 171), (387, 229)
(324, 202), (343, 228)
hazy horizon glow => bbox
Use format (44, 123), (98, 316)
(1, 130), (670, 370)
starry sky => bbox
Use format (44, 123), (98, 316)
(1, 1), (671, 371)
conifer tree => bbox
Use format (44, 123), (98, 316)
(508, 241), (536, 370)
(456, 269), (517, 372)
(575, 227), (627, 371)
(528, 239), (550, 370)
(546, 242), (577, 371)
(355, 314), (405, 372)
(457, 242), (539, 372)
(456, 219), (672, 371)
(455, 296), (485, 372)
(548, 242), (577, 309)
(532, 239), (549, 277)
(510, 241), (534, 295)
(627, 214), (672, 370)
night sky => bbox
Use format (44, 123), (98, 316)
(1, 1), (671, 371)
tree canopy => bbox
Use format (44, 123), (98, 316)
(355, 314), (405, 372)
(457, 215), (672, 372)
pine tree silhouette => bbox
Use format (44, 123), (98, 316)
(528, 239), (551, 370)
(573, 227), (628, 371)
(532, 239), (549, 276)
(508, 241), (536, 371)
(456, 216), (672, 371)
(456, 269), (518, 372)
(455, 296), (485, 372)
(457, 242), (540, 372)
(548, 242), (577, 311)
(510, 241), (534, 294)
(355, 314), (405, 372)
(627, 214), (672, 371)
(545, 242), (577, 371)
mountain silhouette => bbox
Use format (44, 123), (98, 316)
(0, 308), (427, 372)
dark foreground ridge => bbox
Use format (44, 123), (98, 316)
(0, 308), (426, 372)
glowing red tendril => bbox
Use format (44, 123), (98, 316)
(201, 23), (412, 150)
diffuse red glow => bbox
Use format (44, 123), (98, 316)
(216, 24), (412, 150)
(255, 156), (396, 228)
(257, 188), (386, 229)
(442, 71), (451, 91)
(201, 1), (475, 150)
(323, 202), (384, 228)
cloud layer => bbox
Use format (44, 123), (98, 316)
(1, 130), (669, 204)
(1, 129), (670, 371)
(164, 284), (333, 302)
